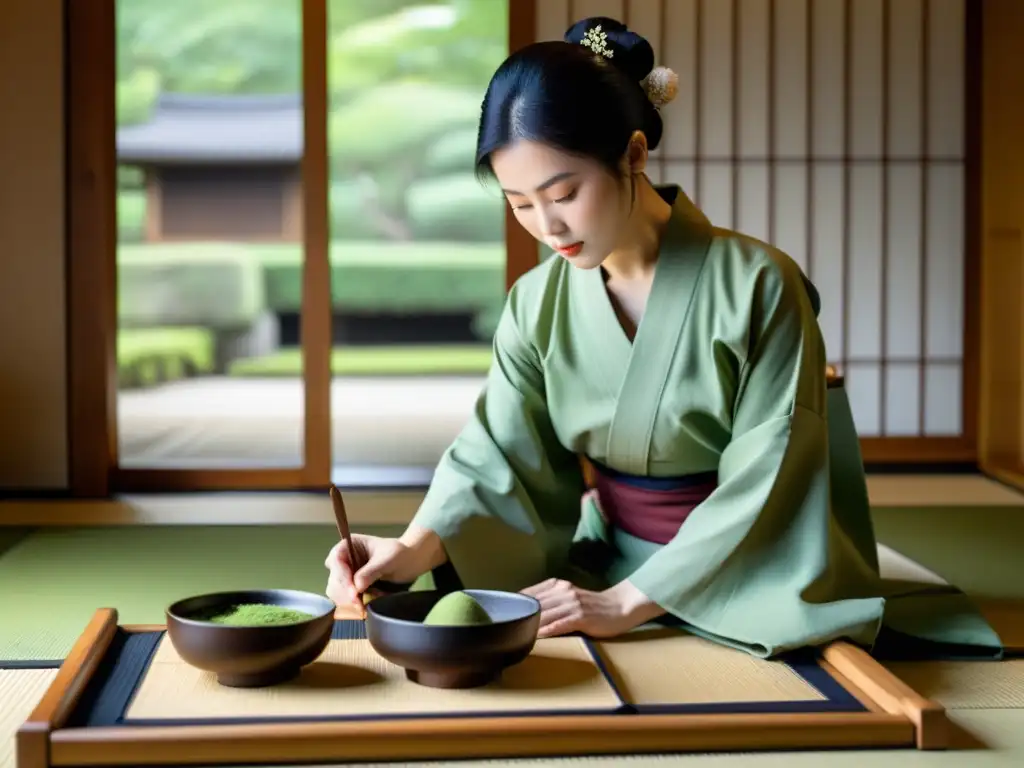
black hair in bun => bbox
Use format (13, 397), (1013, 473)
(474, 17), (677, 180)
(563, 17), (655, 83)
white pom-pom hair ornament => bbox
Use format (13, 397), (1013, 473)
(642, 66), (679, 109)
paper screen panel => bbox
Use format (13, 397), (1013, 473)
(124, 635), (621, 721)
(534, 0), (973, 450)
(593, 628), (827, 706)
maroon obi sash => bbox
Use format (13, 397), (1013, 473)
(590, 461), (718, 545)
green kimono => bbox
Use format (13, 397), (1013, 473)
(409, 184), (1004, 660)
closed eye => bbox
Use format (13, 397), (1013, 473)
(510, 189), (577, 211)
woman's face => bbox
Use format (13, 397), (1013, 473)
(489, 139), (633, 270)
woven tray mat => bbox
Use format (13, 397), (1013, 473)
(125, 634), (620, 721)
(592, 628), (826, 705)
(0, 668), (58, 768)
(127, 626), (832, 722)
(885, 658), (1024, 710)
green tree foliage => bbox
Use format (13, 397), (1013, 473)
(116, 0), (508, 241)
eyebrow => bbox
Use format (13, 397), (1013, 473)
(502, 172), (577, 196)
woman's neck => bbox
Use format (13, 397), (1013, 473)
(601, 176), (673, 283)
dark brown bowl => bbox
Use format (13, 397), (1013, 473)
(166, 589), (335, 688)
(364, 589), (541, 689)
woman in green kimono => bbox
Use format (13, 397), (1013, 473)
(326, 17), (1004, 660)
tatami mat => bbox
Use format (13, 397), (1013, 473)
(0, 668), (57, 768)
(870, 506), (1024, 601)
(0, 526), (339, 660)
(0, 529), (970, 661)
(2, 484), (1024, 768)
(883, 659), (1024, 710)
(867, 475), (1024, 507)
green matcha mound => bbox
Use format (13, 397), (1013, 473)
(422, 591), (493, 626)
(199, 603), (315, 626)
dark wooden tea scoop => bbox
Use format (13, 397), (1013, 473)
(328, 484), (409, 604)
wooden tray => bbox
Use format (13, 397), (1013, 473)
(15, 607), (954, 767)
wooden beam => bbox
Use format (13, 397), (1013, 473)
(504, 0), (539, 290)
(65, 0), (117, 497)
(978, 1), (1024, 478)
(300, 0), (332, 488)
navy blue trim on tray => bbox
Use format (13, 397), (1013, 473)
(69, 621), (628, 728)
(64, 629), (163, 728)
(0, 659), (64, 670)
(577, 636), (630, 705)
(62, 620), (879, 729)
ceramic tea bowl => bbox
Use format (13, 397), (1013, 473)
(364, 589), (541, 689)
(166, 588), (335, 688)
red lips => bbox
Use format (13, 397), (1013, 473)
(555, 242), (583, 257)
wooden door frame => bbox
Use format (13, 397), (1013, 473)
(64, 0), (538, 497)
(976, 0), (1024, 491)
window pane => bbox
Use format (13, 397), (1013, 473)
(326, 0), (508, 485)
(115, 0), (305, 469)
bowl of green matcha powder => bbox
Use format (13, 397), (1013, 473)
(166, 588), (335, 688)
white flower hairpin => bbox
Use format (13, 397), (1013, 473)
(580, 25), (614, 58)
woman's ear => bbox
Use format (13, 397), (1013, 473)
(626, 130), (649, 174)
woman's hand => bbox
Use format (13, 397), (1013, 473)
(324, 525), (447, 611)
(520, 578), (666, 638)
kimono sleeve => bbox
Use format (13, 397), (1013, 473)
(407, 292), (587, 591)
(624, 254), (884, 657)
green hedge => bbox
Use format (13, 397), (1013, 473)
(256, 241), (506, 315)
(118, 246), (266, 329)
(117, 327), (215, 388)
(117, 328), (492, 386)
(229, 345), (493, 377)
(116, 241), (507, 330)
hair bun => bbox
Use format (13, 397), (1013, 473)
(564, 17), (654, 83)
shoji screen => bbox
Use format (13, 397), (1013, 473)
(536, 0), (974, 460)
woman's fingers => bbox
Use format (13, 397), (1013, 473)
(523, 579), (629, 639)
(352, 550), (392, 593)
(324, 540), (362, 608)
(522, 578), (572, 604)
(538, 615), (582, 638)
(324, 540), (351, 574)
(538, 599), (579, 627)
(527, 580), (587, 638)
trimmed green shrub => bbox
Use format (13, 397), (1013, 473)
(228, 344), (492, 377)
(117, 327), (215, 389)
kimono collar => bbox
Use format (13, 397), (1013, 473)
(652, 184), (713, 262)
(581, 183), (716, 474)
(652, 184), (822, 317)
